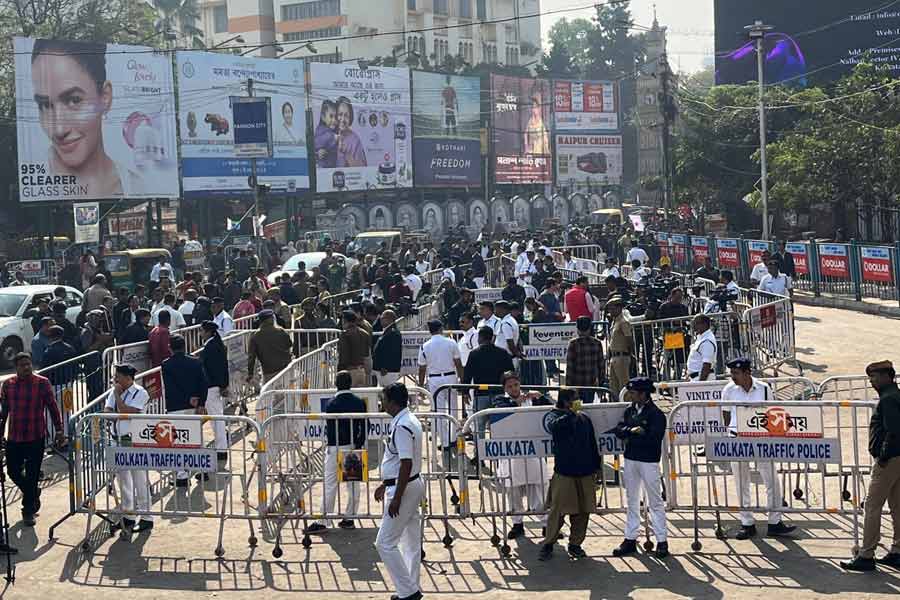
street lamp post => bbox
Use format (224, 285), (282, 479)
(746, 20), (774, 240)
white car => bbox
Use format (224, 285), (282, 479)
(0, 285), (82, 367)
(266, 252), (358, 286)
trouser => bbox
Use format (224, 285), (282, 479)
(348, 367), (367, 388)
(623, 458), (667, 542)
(205, 386), (228, 454)
(608, 356), (631, 400)
(542, 506), (589, 548)
(316, 445), (360, 527)
(732, 461), (782, 526)
(116, 468), (152, 523)
(860, 456), (900, 558)
(171, 408), (195, 481)
(427, 374), (458, 448)
(6, 439), (43, 515)
(508, 483), (548, 525)
(375, 478), (426, 598)
(376, 372), (401, 388)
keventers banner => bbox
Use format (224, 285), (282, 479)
(491, 75), (552, 184)
(14, 37), (179, 202)
(861, 246), (892, 283)
(311, 64), (412, 192)
(554, 134), (622, 185)
(73, 202), (100, 244)
(412, 71), (481, 187)
(553, 80), (618, 131)
(176, 52), (309, 197)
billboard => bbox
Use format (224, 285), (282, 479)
(411, 71), (481, 187)
(554, 134), (623, 185)
(310, 64), (412, 192)
(553, 80), (618, 131)
(715, 1), (900, 86)
(176, 52), (308, 198)
(491, 75), (552, 184)
(14, 37), (179, 202)
(231, 97), (272, 158)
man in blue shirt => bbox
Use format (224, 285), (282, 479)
(161, 335), (208, 488)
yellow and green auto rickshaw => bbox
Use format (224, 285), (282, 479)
(104, 249), (172, 291)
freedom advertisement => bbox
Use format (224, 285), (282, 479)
(177, 52), (309, 197)
(861, 246), (893, 283)
(412, 72), (481, 187)
(553, 79), (618, 131)
(311, 64), (412, 192)
(491, 75), (552, 184)
(716, 238), (740, 268)
(523, 323), (577, 359)
(818, 244), (850, 278)
(786, 242), (809, 275)
(554, 134), (623, 186)
(14, 37), (179, 202)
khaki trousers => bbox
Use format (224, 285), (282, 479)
(608, 356), (631, 400)
(860, 456), (900, 558)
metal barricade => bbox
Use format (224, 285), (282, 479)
(39, 351), (104, 444)
(743, 296), (797, 374)
(816, 374), (899, 404)
(101, 340), (151, 384)
(256, 341), (340, 421)
(398, 301), (441, 331)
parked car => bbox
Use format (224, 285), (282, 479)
(0, 285), (82, 367)
(266, 252), (358, 286)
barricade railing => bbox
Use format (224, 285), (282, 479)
(665, 398), (874, 552)
(816, 374), (900, 404)
(39, 350), (104, 444)
(398, 301), (441, 331)
(743, 296), (796, 373)
(256, 340), (340, 421)
(483, 255), (507, 288)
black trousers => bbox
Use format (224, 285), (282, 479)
(6, 439), (44, 514)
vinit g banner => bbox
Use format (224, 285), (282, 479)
(14, 37), (179, 202)
(310, 64), (412, 192)
(555, 134), (622, 185)
(176, 52), (309, 198)
(553, 80), (618, 131)
(491, 75), (552, 184)
(411, 71), (481, 187)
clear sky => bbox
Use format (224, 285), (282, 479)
(540, 0), (716, 73)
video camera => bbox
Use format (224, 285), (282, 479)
(707, 285), (738, 313)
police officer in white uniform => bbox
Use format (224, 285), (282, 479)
(477, 301), (500, 334)
(721, 357), (798, 540)
(613, 377), (669, 558)
(375, 383), (425, 600)
(457, 312), (478, 367)
(417, 319), (463, 452)
(686, 314), (717, 381)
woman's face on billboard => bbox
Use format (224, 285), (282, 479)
(32, 53), (110, 171)
(337, 102), (352, 133)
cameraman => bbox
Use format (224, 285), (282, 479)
(658, 288), (690, 379)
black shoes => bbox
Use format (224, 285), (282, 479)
(568, 544), (587, 559)
(876, 553), (900, 568)
(541, 527), (564, 541)
(338, 519), (356, 530)
(21, 512), (36, 527)
(841, 556), (876, 572)
(655, 541), (670, 559)
(507, 523), (525, 539)
(735, 525), (757, 540)
(304, 523), (327, 534)
(538, 544), (553, 561)
(766, 522), (797, 537)
(134, 520), (153, 533)
(175, 478), (189, 488)
(612, 539), (638, 557)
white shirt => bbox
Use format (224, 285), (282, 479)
(105, 383), (150, 437)
(458, 327), (478, 366)
(758, 273), (791, 295)
(687, 329), (718, 377)
(214, 310), (235, 334)
(750, 262), (769, 282)
(150, 262), (174, 283)
(628, 266), (652, 282)
(381, 407), (423, 479)
(495, 313), (519, 355)
(721, 377), (772, 433)
(478, 314), (500, 334)
(441, 267), (456, 285)
(404, 273), (423, 300)
(564, 258), (578, 271)
(417, 334), (460, 375)
(514, 252), (533, 277)
(601, 266), (621, 279)
(725, 281), (740, 295)
(151, 305), (186, 329)
(416, 260), (430, 275)
(523, 283), (539, 300)
(625, 247), (649, 265)
(179, 300), (195, 320)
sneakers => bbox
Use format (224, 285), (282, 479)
(735, 525), (757, 540)
(134, 520), (154, 533)
(766, 522), (797, 537)
(612, 539), (637, 557)
(876, 553), (900, 568)
(304, 523), (327, 534)
(538, 544), (553, 561)
(841, 556), (876, 572)
(507, 523), (525, 539)
(337, 519), (356, 530)
(567, 544), (587, 559)
(655, 541), (670, 559)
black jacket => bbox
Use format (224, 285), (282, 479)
(199, 334), (229, 389)
(462, 344), (514, 385)
(443, 301), (471, 330)
(546, 409), (602, 477)
(324, 391), (368, 448)
(42, 341), (78, 385)
(614, 401), (666, 463)
(121, 322), (149, 344)
(471, 254), (486, 277)
(372, 325), (402, 372)
(162, 352), (209, 411)
(502, 284), (526, 306)
(870, 383), (900, 461)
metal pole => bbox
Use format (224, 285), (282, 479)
(757, 37), (769, 241)
(247, 78), (262, 256)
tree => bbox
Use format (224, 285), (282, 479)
(543, 17), (593, 75)
(150, 0), (203, 48)
(537, 42), (577, 79)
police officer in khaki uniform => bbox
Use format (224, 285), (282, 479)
(606, 296), (633, 399)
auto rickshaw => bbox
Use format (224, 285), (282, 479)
(104, 249), (172, 291)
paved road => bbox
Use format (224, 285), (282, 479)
(7, 304), (900, 599)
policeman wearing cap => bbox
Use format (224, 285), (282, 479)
(417, 319), (463, 455)
(613, 377), (669, 558)
(199, 321), (229, 464)
(842, 360), (900, 571)
(605, 296), (633, 399)
(212, 297), (235, 334)
(722, 357), (798, 540)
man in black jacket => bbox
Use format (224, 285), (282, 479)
(462, 327), (514, 414)
(41, 326), (78, 388)
(199, 321), (230, 464)
(121, 309), (151, 344)
(161, 335), (208, 488)
(305, 371), (368, 534)
(443, 288), (473, 331)
(613, 377), (669, 559)
(51, 301), (80, 353)
(842, 360), (900, 571)
(373, 309), (402, 387)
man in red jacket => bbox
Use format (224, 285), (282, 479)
(564, 276), (595, 321)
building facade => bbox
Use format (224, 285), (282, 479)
(635, 16), (668, 208)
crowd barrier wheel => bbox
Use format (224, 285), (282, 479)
(715, 527), (726, 540)
(842, 490), (851, 501)
(442, 534), (453, 548)
(691, 541), (702, 552)
(273, 545), (284, 558)
(450, 493), (459, 505)
(80, 541), (91, 553)
(643, 540), (654, 551)
(214, 545), (225, 558)
(793, 489), (804, 500)
(248, 535), (258, 547)
(421, 549), (426, 560)
(490, 534), (500, 547)
(500, 544), (511, 557)
(301, 535), (312, 548)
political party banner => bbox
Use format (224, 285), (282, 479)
(491, 75), (552, 184)
(818, 244), (850, 278)
(861, 246), (892, 283)
(716, 238), (740, 268)
(747, 240), (770, 265)
(553, 79), (618, 131)
(786, 242), (808, 275)
(554, 134), (622, 185)
(14, 37), (179, 202)
(107, 446), (218, 472)
(706, 437), (841, 464)
(691, 236), (709, 264)
(734, 405), (823, 438)
(411, 71), (481, 187)
(73, 202), (100, 244)
(230, 96), (272, 158)
(176, 51), (309, 197)
(523, 323), (577, 359)
(670, 381), (729, 445)
(478, 404), (627, 460)
(310, 64), (412, 192)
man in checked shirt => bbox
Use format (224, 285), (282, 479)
(565, 316), (606, 404)
(0, 353), (66, 527)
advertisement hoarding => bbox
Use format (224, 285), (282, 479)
(14, 37), (179, 202)
(747, 240), (770, 265)
(716, 238), (740, 268)
(176, 52), (309, 197)
(552, 80), (618, 131)
(554, 134), (622, 186)
(311, 64), (412, 192)
(819, 244), (850, 278)
(691, 236), (709, 264)
(411, 71), (481, 187)
(491, 75), (552, 184)
(861, 246), (892, 283)
(786, 242), (808, 275)
(230, 96), (273, 158)
(73, 203), (100, 244)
